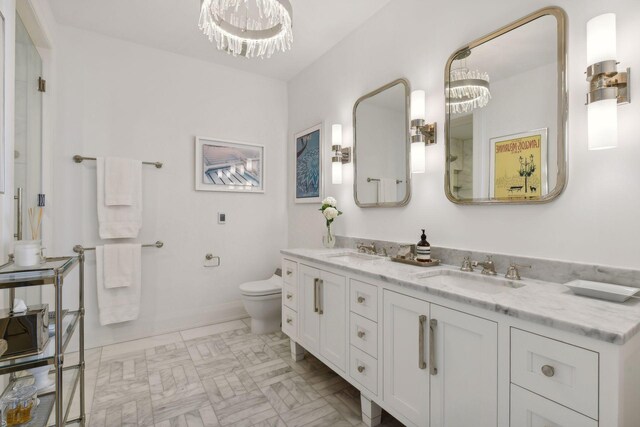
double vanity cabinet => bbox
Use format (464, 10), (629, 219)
(281, 249), (640, 427)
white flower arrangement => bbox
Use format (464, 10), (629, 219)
(319, 197), (342, 227)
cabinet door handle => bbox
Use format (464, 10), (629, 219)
(313, 278), (319, 313)
(287, 270), (293, 276)
(541, 365), (555, 377)
(429, 319), (438, 376)
(286, 293), (293, 300)
(357, 330), (365, 338)
(418, 315), (427, 370)
(286, 318), (293, 324)
(318, 279), (324, 315)
(357, 365), (365, 373)
(357, 296), (366, 304)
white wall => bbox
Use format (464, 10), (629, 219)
(287, 0), (640, 270)
(53, 27), (288, 348)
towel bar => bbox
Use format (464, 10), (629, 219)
(73, 155), (163, 169)
(73, 241), (164, 254)
(367, 177), (403, 184)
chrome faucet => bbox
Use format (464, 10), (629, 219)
(460, 256), (474, 272)
(505, 263), (531, 280)
(357, 242), (376, 255)
(472, 255), (497, 276)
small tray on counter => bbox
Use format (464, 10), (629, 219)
(390, 257), (441, 267)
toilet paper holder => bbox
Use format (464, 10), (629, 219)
(205, 254), (221, 267)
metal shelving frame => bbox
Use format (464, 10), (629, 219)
(0, 254), (85, 426)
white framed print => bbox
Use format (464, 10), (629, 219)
(195, 136), (265, 193)
(294, 123), (323, 203)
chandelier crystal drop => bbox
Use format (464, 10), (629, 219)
(448, 67), (491, 114)
(199, 0), (293, 59)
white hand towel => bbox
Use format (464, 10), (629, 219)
(105, 157), (138, 206)
(97, 157), (143, 239)
(377, 178), (398, 203)
(103, 244), (136, 289)
(96, 245), (142, 325)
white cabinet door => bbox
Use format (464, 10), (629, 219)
(383, 290), (430, 427)
(319, 271), (349, 371)
(319, 270), (347, 371)
(298, 264), (320, 353)
(430, 304), (498, 427)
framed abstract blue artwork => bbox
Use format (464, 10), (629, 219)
(294, 124), (323, 203)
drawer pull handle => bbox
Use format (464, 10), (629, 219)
(541, 365), (555, 377)
(286, 318), (293, 324)
(357, 330), (365, 338)
(418, 315), (427, 370)
(357, 296), (366, 304)
(313, 278), (320, 313)
(429, 318), (438, 376)
(287, 270), (293, 276)
(286, 293), (293, 300)
(357, 365), (365, 373)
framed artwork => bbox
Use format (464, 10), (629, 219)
(489, 128), (548, 199)
(0, 12), (5, 194)
(195, 136), (265, 193)
(294, 124), (323, 203)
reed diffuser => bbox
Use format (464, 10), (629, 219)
(28, 207), (43, 240)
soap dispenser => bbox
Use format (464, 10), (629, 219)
(416, 229), (431, 262)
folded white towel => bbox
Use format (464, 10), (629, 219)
(105, 157), (138, 206)
(96, 245), (142, 325)
(377, 178), (398, 203)
(97, 157), (143, 239)
(103, 244), (137, 289)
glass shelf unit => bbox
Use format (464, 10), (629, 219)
(0, 254), (86, 426)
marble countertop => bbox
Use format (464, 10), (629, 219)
(282, 248), (640, 345)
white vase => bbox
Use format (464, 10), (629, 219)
(28, 366), (54, 391)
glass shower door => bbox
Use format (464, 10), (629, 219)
(14, 13), (43, 304)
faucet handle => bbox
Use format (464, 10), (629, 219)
(505, 263), (531, 280)
(460, 256), (474, 272)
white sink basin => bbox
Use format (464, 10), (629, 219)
(325, 252), (382, 263)
(413, 269), (525, 295)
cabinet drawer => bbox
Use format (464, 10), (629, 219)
(350, 312), (378, 358)
(350, 280), (378, 322)
(350, 345), (378, 395)
(511, 384), (597, 427)
(282, 259), (297, 285)
(511, 328), (599, 419)
(282, 306), (297, 339)
(283, 283), (297, 311)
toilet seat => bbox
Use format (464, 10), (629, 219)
(239, 275), (282, 297)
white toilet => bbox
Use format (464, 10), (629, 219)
(240, 274), (282, 334)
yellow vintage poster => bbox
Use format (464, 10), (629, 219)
(491, 131), (546, 199)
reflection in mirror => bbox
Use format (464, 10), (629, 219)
(445, 8), (567, 204)
(354, 79), (411, 207)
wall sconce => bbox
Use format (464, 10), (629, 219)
(331, 124), (351, 184)
(586, 13), (630, 150)
(410, 90), (437, 173)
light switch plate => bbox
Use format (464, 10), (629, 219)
(218, 213), (226, 224)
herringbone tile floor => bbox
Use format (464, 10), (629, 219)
(80, 319), (404, 427)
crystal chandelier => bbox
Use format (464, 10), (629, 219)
(447, 49), (491, 114)
(199, 0), (293, 59)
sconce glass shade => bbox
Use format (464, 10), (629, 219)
(587, 13), (616, 65)
(332, 124), (343, 147)
(411, 141), (426, 174)
(411, 90), (426, 121)
(588, 99), (618, 150)
(332, 161), (343, 185)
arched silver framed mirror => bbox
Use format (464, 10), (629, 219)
(353, 78), (411, 208)
(444, 7), (568, 204)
